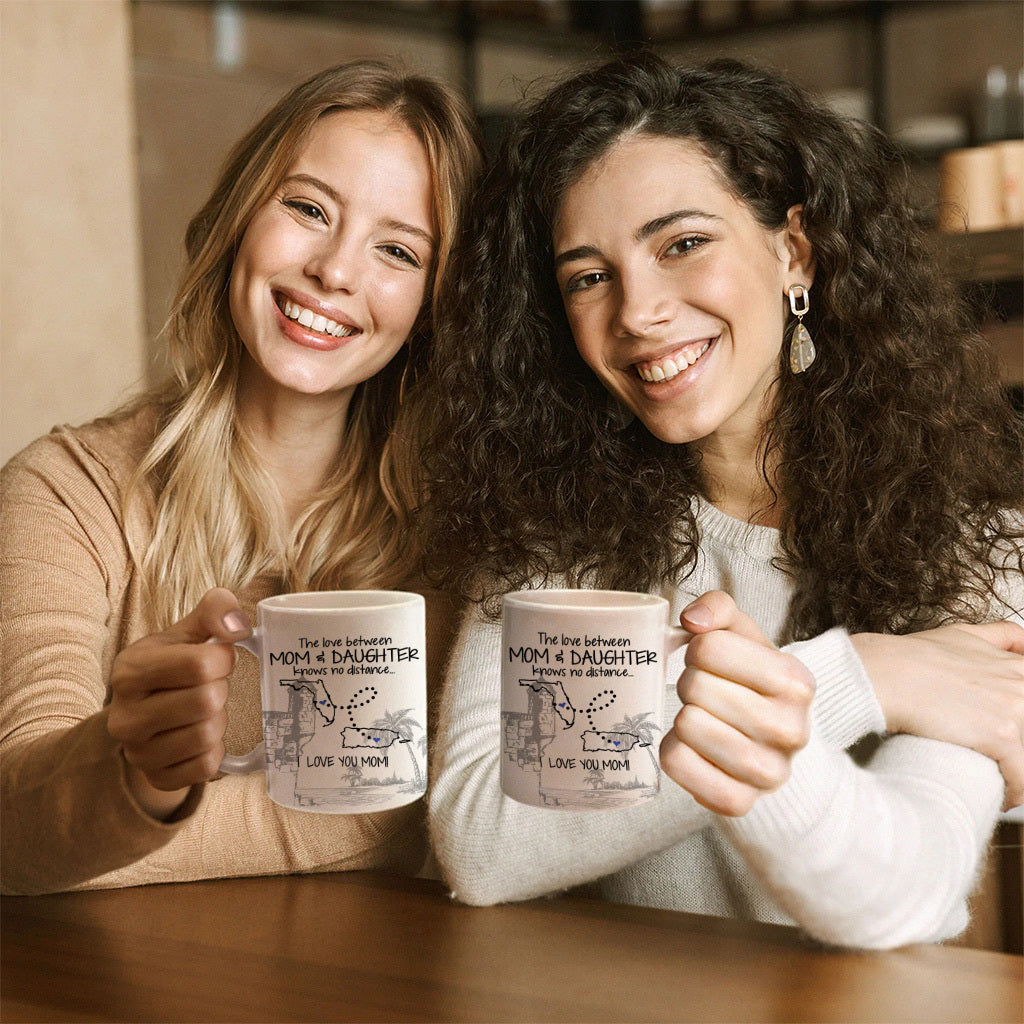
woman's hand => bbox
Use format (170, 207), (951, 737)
(107, 587), (252, 819)
(852, 622), (1024, 810)
(660, 591), (815, 817)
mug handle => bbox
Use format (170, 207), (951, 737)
(665, 624), (691, 656)
(218, 633), (266, 775)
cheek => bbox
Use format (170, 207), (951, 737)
(689, 259), (740, 311)
(226, 224), (270, 330)
(227, 260), (251, 340)
(565, 304), (600, 359)
(703, 262), (784, 341)
(376, 275), (429, 335)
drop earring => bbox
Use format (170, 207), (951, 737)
(787, 284), (816, 374)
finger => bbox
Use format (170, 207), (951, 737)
(680, 591), (771, 646)
(670, 702), (794, 793)
(684, 629), (817, 703)
(108, 678), (230, 745)
(955, 620), (1024, 656)
(112, 639), (236, 699)
(161, 588), (251, 646)
(988, 716), (1024, 811)
(659, 730), (762, 817)
(679, 664), (812, 751)
(1002, 776), (1024, 813)
(122, 708), (228, 775)
(137, 746), (228, 792)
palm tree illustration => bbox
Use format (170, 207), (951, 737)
(372, 708), (423, 786)
(418, 733), (428, 780)
(342, 764), (363, 787)
(584, 767), (605, 789)
(611, 711), (659, 774)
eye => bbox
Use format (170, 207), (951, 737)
(283, 198), (326, 223)
(663, 235), (708, 257)
(379, 243), (422, 269)
(565, 270), (610, 295)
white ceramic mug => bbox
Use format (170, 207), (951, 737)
(221, 591), (427, 813)
(500, 589), (687, 810)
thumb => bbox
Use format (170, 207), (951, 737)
(680, 590), (771, 646)
(162, 587), (251, 645)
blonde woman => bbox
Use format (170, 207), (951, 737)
(1, 61), (482, 895)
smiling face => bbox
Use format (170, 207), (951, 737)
(229, 107), (436, 411)
(552, 133), (812, 454)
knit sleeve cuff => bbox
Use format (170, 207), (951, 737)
(729, 727), (845, 840)
(785, 627), (885, 749)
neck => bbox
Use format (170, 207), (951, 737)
(693, 426), (781, 529)
(236, 373), (354, 526)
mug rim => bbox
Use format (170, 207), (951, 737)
(502, 588), (667, 611)
(257, 590), (423, 612)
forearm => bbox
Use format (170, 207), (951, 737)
(3, 716), (430, 895)
(1, 713), (200, 894)
(719, 729), (1002, 949)
(72, 773), (429, 891)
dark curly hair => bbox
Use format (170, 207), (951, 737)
(413, 53), (1023, 639)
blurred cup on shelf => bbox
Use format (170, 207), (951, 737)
(995, 139), (1024, 226)
(894, 114), (967, 156)
(823, 88), (871, 124)
(939, 145), (1006, 232)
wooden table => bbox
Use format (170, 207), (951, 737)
(3, 871), (1021, 1023)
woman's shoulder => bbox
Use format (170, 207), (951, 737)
(1, 403), (164, 590)
(2, 402), (161, 496)
(1, 404), (163, 550)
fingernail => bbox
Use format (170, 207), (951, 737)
(683, 603), (713, 629)
(222, 611), (249, 635)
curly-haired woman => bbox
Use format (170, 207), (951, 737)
(417, 54), (1023, 948)
(1, 61), (482, 894)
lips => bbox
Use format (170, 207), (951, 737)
(275, 293), (360, 340)
(633, 337), (714, 382)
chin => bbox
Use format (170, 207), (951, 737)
(635, 416), (706, 446)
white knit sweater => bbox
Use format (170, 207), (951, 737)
(428, 500), (1016, 949)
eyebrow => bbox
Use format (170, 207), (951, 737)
(635, 208), (721, 242)
(282, 173), (436, 249)
(554, 208), (723, 269)
(553, 244), (602, 269)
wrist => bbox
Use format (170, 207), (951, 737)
(849, 632), (905, 733)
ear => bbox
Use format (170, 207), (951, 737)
(781, 204), (815, 290)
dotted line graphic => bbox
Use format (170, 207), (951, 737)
(584, 690), (617, 729)
(344, 686), (379, 727)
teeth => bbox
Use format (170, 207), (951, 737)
(280, 298), (357, 338)
(637, 342), (710, 382)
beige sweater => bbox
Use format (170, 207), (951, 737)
(1, 407), (460, 895)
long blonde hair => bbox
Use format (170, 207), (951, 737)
(128, 61), (482, 626)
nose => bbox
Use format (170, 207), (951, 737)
(304, 233), (362, 294)
(612, 266), (673, 339)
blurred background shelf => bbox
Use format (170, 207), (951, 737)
(946, 226), (1024, 284)
(942, 228), (1024, 393)
(212, 0), (1014, 132)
